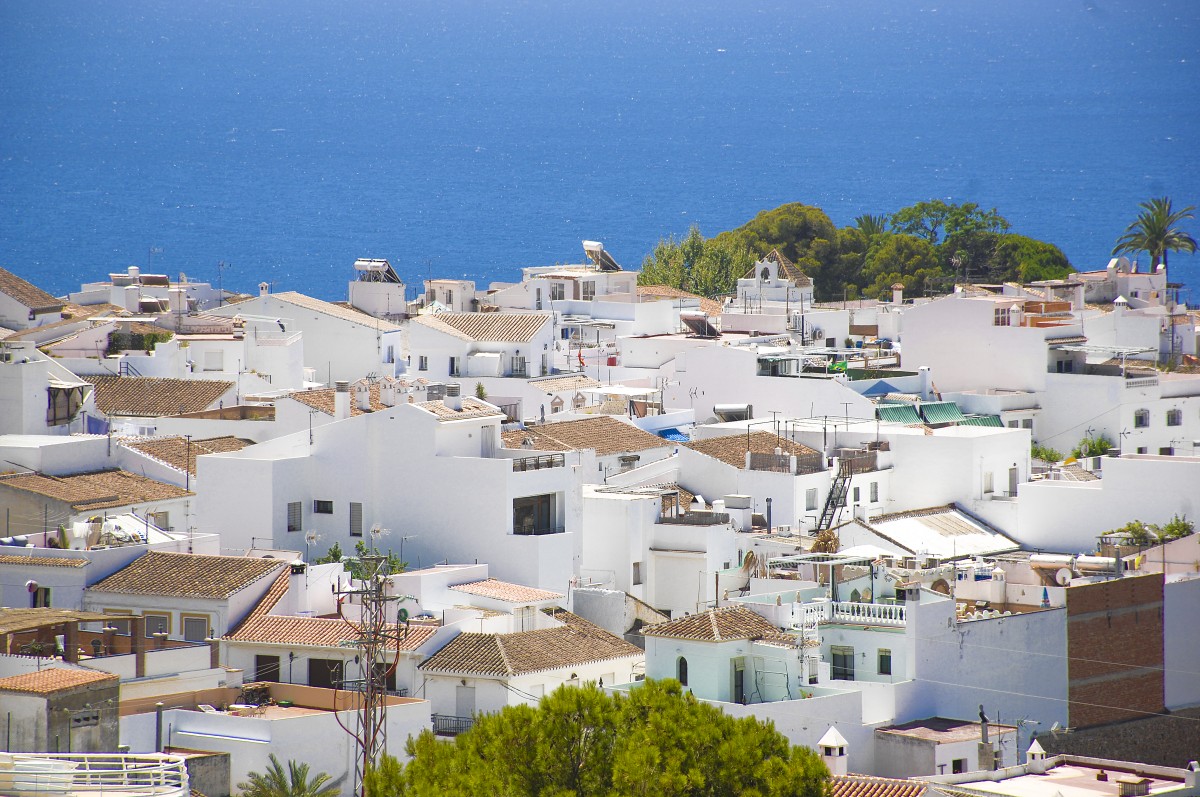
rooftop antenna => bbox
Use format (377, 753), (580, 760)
(148, 246), (163, 272)
(216, 261), (230, 307)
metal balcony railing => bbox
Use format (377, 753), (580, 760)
(432, 714), (475, 737)
(512, 454), (566, 471)
(658, 511), (731, 526)
(0, 753), (189, 796)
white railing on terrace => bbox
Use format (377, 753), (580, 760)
(828, 601), (907, 626)
(1124, 376), (1159, 389)
(252, 332), (302, 346)
(0, 753), (188, 796)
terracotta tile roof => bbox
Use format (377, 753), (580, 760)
(0, 267), (63, 312)
(272, 291), (402, 331)
(0, 469), (191, 511)
(89, 376), (234, 417)
(60, 303), (124, 320)
(528, 374), (602, 394)
(642, 606), (787, 643)
(87, 551), (285, 599)
(502, 416), (669, 457)
(415, 397), (504, 421)
(228, 612), (437, 650)
(0, 554), (89, 568)
(122, 435), (254, 475)
(420, 617), (642, 677)
(412, 312), (550, 343)
(287, 383), (387, 417)
(686, 431), (820, 469)
(0, 668), (118, 695)
(743, 249), (813, 287)
(0, 609), (115, 635)
(828, 775), (926, 797)
(637, 285), (724, 317)
(449, 578), (564, 604)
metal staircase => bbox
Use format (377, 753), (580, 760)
(118, 358), (142, 377)
(815, 456), (857, 531)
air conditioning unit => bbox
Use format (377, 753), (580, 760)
(0, 351), (12, 363)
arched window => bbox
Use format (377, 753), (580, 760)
(677, 656), (689, 686)
(1134, 409), (1150, 428)
(850, 589), (861, 603)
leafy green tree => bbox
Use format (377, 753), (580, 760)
(711, 203), (841, 299)
(1071, 433), (1115, 459)
(313, 540), (404, 579)
(1111, 519), (1157, 547)
(1158, 514), (1195, 541)
(1030, 443), (1063, 462)
(890, 200), (1009, 246)
(940, 231), (1072, 284)
(861, 234), (942, 299)
(366, 680), (828, 797)
(638, 235), (688, 290)
(1112, 197), (1197, 268)
(238, 754), (340, 797)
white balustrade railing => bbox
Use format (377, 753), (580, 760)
(829, 601), (906, 626)
(0, 753), (189, 796)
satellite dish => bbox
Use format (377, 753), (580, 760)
(1055, 568), (1073, 586)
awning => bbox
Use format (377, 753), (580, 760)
(876, 404), (922, 425)
(958, 414), (1004, 428)
(918, 401), (966, 425)
(657, 428), (690, 443)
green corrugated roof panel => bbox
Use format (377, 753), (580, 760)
(918, 401), (967, 425)
(876, 404), (923, 424)
(959, 414), (1004, 428)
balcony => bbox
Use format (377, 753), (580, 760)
(828, 601), (906, 626)
(511, 453), (565, 472)
(658, 511), (731, 526)
(432, 713), (475, 737)
(0, 753), (189, 796)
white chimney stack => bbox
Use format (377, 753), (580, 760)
(817, 727), (849, 777)
(379, 377), (397, 407)
(891, 282), (904, 305)
(918, 366), (932, 401)
(444, 382), (462, 411)
(259, 281), (270, 297)
(354, 380), (372, 412)
(334, 381), (351, 420)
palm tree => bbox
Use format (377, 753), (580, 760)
(854, 213), (888, 240)
(1112, 196), (1197, 269)
(237, 755), (341, 797)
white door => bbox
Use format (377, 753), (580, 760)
(455, 685), (476, 717)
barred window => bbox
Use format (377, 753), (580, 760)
(287, 501), (302, 532)
(350, 502), (363, 537)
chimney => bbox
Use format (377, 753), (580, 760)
(1027, 738), (1047, 762)
(131, 616), (147, 678)
(207, 637), (221, 669)
(334, 380), (351, 420)
(259, 281), (270, 297)
(379, 378), (397, 407)
(918, 366), (932, 401)
(444, 382), (462, 411)
(817, 727), (849, 777)
(128, 265), (141, 282)
(64, 621), (79, 664)
(765, 497), (773, 533)
(354, 380), (371, 412)
(892, 282), (904, 305)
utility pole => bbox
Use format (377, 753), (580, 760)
(334, 555), (412, 797)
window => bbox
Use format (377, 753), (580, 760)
(878, 648), (892, 676)
(513, 493), (558, 535)
(581, 281), (596, 301)
(1166, 409), (1182, 426)
(144, 614), (169, 637)
(182, 615), (210, 643)
(993, 307), (1010, 326)
(550, 283), (565, 301)
(1160, 446), (1174, 456)
(983, 471), (994, 494)
(104, 610), (132, 636)
(449, 356), (461, 376)
(1007, 420), (1019, 428)
(349, 502), (363, 537)
(32, 587), (51, 608)
(308, 658), (344, 690)
(632, 562), (643, 586)
(806, 488), (818, 512)
(418, 356), (428, 371)
(1137, 447), (1148, 454)
(852, 486), (860, 503)
(1021, 419), (1033, 430)
(445, 289), (454, 306)
(512, 355), (527, 377)
(287, 501), (302, 533)
(256, 655), (281, 682)
(313, 500), (334, 514)
(1134, 409), (1150, 428)
(870, 481), (879, 503)
(952, 759), (967, 774)
(831, 645), (855, 681)
(677, 656), (688, 686)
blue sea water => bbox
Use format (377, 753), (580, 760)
(2, 0), (1198, 302)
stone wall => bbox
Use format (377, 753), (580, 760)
(1033, 706), (1200, 768)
